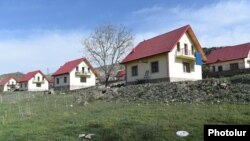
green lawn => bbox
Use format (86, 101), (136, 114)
(0, 92), (250, 141)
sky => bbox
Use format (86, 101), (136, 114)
(0, 0), (250, 74)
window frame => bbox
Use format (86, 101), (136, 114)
(183, 62), (191, 73)
(151, 61), (159, 73)
(131, 65), (138, 77)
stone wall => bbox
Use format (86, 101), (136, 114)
(72, 77), (250, 104)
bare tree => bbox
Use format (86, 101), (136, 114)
(82, 24), (134, 87)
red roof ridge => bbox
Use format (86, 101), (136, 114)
(142, 24), (190, 43)
(0, 76), (16, 86)
(53, 57), (98, 77)
(19, 70), (49, 83)
(206, 42), (250, 64)
(121, 24), (205, 64)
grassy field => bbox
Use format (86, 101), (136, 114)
(0, 92), (250, 141)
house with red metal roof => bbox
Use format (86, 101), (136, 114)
(121, 25), (207, 84)
(19, 70), (49, 91)
(0, 77), (18, 92)
(53, 57), (97, 90)
(206, 43), (250, 72)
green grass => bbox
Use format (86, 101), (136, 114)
(0, 92), (250, 141)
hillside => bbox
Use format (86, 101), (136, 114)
(0, 72), (24, 80)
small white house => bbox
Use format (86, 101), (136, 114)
(53, 58), (97, 90)
(206, 43), (250, 72)
(0, 77), (18, 92)
(19, 70), (49, 91)
(121, 25), (207, 84)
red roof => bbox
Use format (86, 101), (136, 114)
(19, 70), (48, 83)
(121, 25), (199, 63)
(53, 58), (98, 76)
(0, 77), (16, 86)
(206, 43), (250, 64)
(116, 70), (126, 77)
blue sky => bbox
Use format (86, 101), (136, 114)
(0, 0), (250, 74)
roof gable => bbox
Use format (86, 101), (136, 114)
(53, 58), (98, 77)
(19, 70), (48, 83)
(206, 43), (250, 64)
(0, 77), (16, 86)
(121, 25), (206, 64)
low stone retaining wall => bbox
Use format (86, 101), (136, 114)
(73, 78), (250, 104)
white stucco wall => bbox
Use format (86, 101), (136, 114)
(125, 54), (168, 82)
(209, 59), (246, 72)
(2, 78), (17, 92)
(28, 73), (49, 91)
(168, 33), (202, 81)
(69, 61), (96, 90)
(54, 61), (96, 90)
(125, 33), (203, 83)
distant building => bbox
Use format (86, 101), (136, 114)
(19, 70), (49, 91)
(121, 25), (207, 84)
(53, 58), (97, 90)
(206, 43), (250, 72)
(0, 77), (18, 92)
(95, 64), (125, 83)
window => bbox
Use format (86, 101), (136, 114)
(56, 78), (59, 84)
(64, 77), (67, 83)
(25, 83), (27, 87)
(38, 76), (40, 81)
(191, 45), (195, 55)
(230, 63), (239, 70)
(212, 66), (216, 72)
(184, 44), (188, 55)
(76, 66), (79, 72)
(218, 66), (223, 72)
(80, 77), (87, 83)
(88, 68), (90, 72)
(82, 67), (85, 72)
(183, 62), (191, 73)
(131, 66), (138, 76)
(177, 42), (180, 52)
(20, 83), (23, 88)
(36, 83), (41, 87)
(151, 61), (159, 73)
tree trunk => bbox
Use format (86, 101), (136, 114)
(105, 76), (109, 87)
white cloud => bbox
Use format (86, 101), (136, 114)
(0, 30), (87, 74)
(132, 0), (250, 47)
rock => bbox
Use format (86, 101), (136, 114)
(79, 134), (85, 138)
(85, 134), (95, 139)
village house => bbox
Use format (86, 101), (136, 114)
(206, 43), (250, 72)
(19, 70), (49, 91)
(121, 25), (207, 84)
(0, 77), (18, 92)
(53, 58), (97, 90)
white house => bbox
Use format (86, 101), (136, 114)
(206, 43), (250, 72)
(19, 70), (49, 91)
(121, 25), (207, 84)
(53, 58), (97, 90)
(0, 77), (18, 92)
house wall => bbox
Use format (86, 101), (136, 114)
(208, 59), (246, 72)
(125, 53), (168, 82)
(54, 74), (70, 90)
(69, 61), (96, 90)
(2, 78), (17, 92)
(168, 33), (202, 81)
(27, 73), (49, 91)
(54, 61), (96, 90)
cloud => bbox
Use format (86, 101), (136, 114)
(132, 0), (250, 47)
(0, 29), (87, 74)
